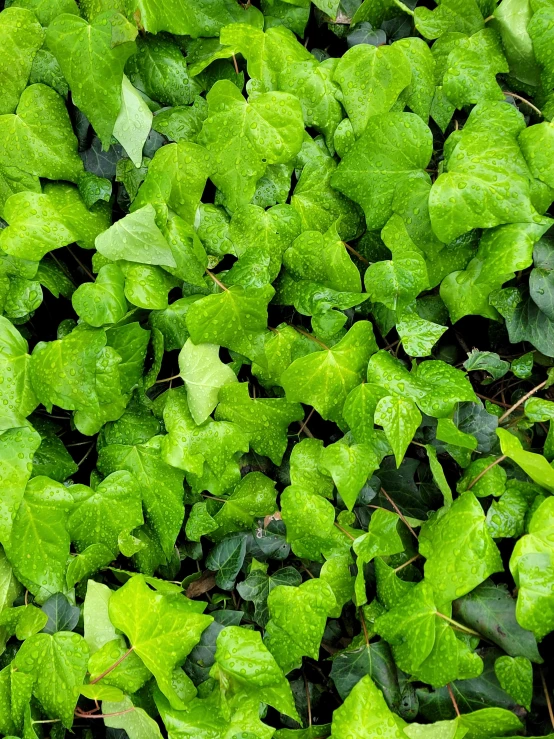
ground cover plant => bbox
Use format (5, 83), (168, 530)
(3, 0), (554, 737)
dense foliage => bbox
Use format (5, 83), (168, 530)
(2, 0), (554, 736)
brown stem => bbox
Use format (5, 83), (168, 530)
(77, 443), (95, 467)
(232, 54), (239, 75)
(475, 392), (510, 409)
(380, 488), (418, 540)
(541, 669), (554, 729)
(394, 553), (421, 572)
(298, 407), (315, 436)
(89, 646), (134, 684)
(155, 373), (181, 384)
(467, 455), (507, 490)
(484, 14), (494, 22)
(498, 379), (548, 423)
(206, 269), (228, 291)
(503, 91), (542, 117)
(75, 707), (136, 719)
(343, 242), (369, 265)
(447, 683), (461, 718)
(289, 324), (329, 350)
(66, 247), (94, 281)
(334, 521), (356, 541)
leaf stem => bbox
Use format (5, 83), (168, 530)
(289, 324), (329, 350)
(484, 14), (494, 22)
(503, 91), (542, 117)
(334, 521), (356, 541)
(232, 54), (239, 75)
(394, 553), (421, 572)
(303, 670), (312, 728)
(206, 269), (229, 291)
(359, 607), (370, 646)
(89, 645), (134, 684)
(447, 683), (461, 717)
(393, 0), (414, 15)
(297, 407), (315, 437)
(74, 707), (136, 719)
(343, 242), (369, 264)
(380, 488), (418, 540)
(466, 455), (507, 490)
(155, 373), (181, 384)
(498, 379), (548, 423)
(541, 668), (554, 729)
(66, 247), (94, 281)
(435, 611), (482, 639)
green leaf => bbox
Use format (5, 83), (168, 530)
(41, 592), (80, 634)
(72, 264), (128, 328)
(280, 484), (336, 561)
(0, 83), (83, 182)
(497, 427), (554, 491)
(330, 674), (405, 739)
(186, 284), (273, 362)
(353, 509), (404, 606)
(0, 8), (44, 115)
(178, 340), (237, 425)
(364, 252), (429, 315)
(332, 113), (433, 231)
(113, 76), (153, 167)
(442, 29), (508, 109)
(289, 438), (334, 498)
(265, 578), (336, 674)
(332, 44), (412, 138)
(528, 0), (554, 91)
(452, 580), (541, 662)
(109, 574), (212, 708)
(0, 426), (41, 545)
(397, 316), (447, 357)
(103, 696), (163, 739)
(30, 325), (106, 411)
(429, 102), (539, 243)
(494, 655), (532, 710)
(96, 204), (176, 268)
(211, 472), (277, 540)
(420, 492), (503, 602)
(514, 552), (554, 641)
(133, 140), (212, 225)
(98, 437), (185, 560)
(374, 395), (421, 467)
(198, 80), (304, 211)
(237, 566), (301, 627)
(127, 35), (200, 107)
(414, 0), (484, 39)
(46, 11), (138, 148)
(211, 625), (300, 721)
(493, 0), (540, 87)
(14, 631), (89, 727)
(215, 382), (303, 465)
(125, 0), (262, 36)
(463, 350), (510, 380)
(320, 440), (379, 511)
(68, 470), (143, 555)
(66, 543), (115, 589)
(281, 321), (378, 424)
(375, 580), (483, 687)
(205, 532), (247, 590)
(5, 476), (72, 601)
(0, 317), (38, 426)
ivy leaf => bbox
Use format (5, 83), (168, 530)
(72, 264), (128, 328)
(186, 284), (273, 363)
(289, 438), (334, 498)
(14, 631), (89, 727)
(215, 382), (303, 465)
(320, 440), (380, 511)
(46, 11), (138, 148)
(281, 321), (378, 424)
(103, 695), (163, 739)
(211, 472), (278, 540)
(67, 470), (143, 556)
(237, 566), (301, 627)
(265, 578), (336, 674)
(395, 37), (436, 122)
(494, 655), (532, 710)
(0, 317), (38, 426)
(66, 543), (115, 589)
(452, 580), (541, 662)
(41, 592), (80, 634)
(205, 532), (247, 590)
(113, 76), (153, 168)
(211, 625), (300, 721)
(198, 79), (304, 211)
(364, 252), (429, 315)
(353, 509), (405, 605)
(375, 395), (421, 467)
(528, 0), (554, 91)
(5, 476), (73, 602)
(332, 113), (433, 230)
(414, 0), (484, 40)
(420, 492), (503, 602)
(280, 485), (336, 561)
(429, 101), (539, 243)
(397, 316), (447, 357)
(108, 574), (212, 708)
(497, 427), (554, 491)
(332, 44), (412, 137)
(98, 437), (184, 561)
(0, 84), (83, 182)
(330, 674), (405, 739)
(124, 0), (261, 36)
(179, 340), (237, 425)
(0, 7), (44, 115)
(463, 349), (510, 380)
